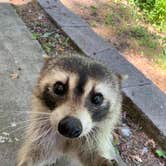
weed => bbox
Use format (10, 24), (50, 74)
(155, 149), (166, 158)
(62, 37), (70, 47)
(130, 26), (148, 39)
(105, 13), (113, 25)
(156, 48), (166, 70)
(42, 42), (54, 53)
(32, 32), (40, 40)
(90, 5), (97, 15)
(41, 32), (54, 38)
(129, 0), (166, 31)
(90, 21), (97, 27)
(128, 26), (157, 48)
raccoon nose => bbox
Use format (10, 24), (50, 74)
(58, 116), (82, 138)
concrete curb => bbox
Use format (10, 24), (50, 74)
(38, 0), (166, 150)
(0, 3), (44, 165)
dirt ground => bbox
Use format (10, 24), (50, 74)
(12, 1), (166, 166)
(14, 0), (78, 57)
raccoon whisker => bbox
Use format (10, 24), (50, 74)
(0, 122), (29, 134)
(19, 111), (51, 115)
(0, 112), (51, 119)
(82, 127), (98, 148)
(89, 129), (97, 143)
(8, 125), (30, 136)
(10, 119), (50, 138)
(0, 110), (51, 115)
(28, 111), (51, 115)
(85, 132), (92, 150)
(32, 127), (52, 143)
(0, 117), (49, 134)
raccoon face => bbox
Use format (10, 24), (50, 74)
(34, 55), (122, 139)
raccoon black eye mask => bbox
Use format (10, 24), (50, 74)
(17, 54), (123, 166)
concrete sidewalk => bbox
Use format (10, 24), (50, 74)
(0, 3), (44, 165)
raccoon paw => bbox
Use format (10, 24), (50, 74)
(100, 158), (118, 166)
(110, 159), (119, 166)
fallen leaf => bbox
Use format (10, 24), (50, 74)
(130, 155), (143, 162)
(141, 147), (149, 155)
(41, 32), (53, 38)
(32, 32), (40, 40)
(43, 54), (50, 59)
(10, 73), (19, 79)
(113, 132), (120, 145)
(145, 139), (156, 148)
(155, 149), (166, 159)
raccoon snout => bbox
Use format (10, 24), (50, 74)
(58, 116), (82, 138)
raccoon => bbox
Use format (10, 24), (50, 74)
(17, 54), (124, 166)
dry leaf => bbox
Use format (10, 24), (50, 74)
(145, 139), (156, 148)
(130, 155), (143, 162)
(43, 54), (50, 59)
(10, 73), (19, 80)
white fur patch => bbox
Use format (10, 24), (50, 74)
(75, 110), (93, 137)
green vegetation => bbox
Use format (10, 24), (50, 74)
(90, 5), (97, 15)
(129, 26), (157, 48)
(32, 32), (40, 40)
(32, 31), (71, 53)
(105, 13), (113, 25)
(42, 42), (54, 53)
(156, 48), (166, 70)
(155, 149), (166, 158)
(102, 1), (166, 69)
(129, 0), (166, 31)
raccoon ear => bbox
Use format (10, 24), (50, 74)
(116, 73), (128, 82)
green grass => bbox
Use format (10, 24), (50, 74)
(155, 149), (166, 158)
(156, 48), (166, 70)
(104, 13), (113, 25)
(90, 5), (97, 15)
(129, 0), (166, 31)
(118, 25), (158, 49)
(42, 42), (54, 53)
(130, 26), (157, 49)
(88, 0), (165, 70)
(32, 32), (40, 40)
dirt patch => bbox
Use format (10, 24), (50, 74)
(115, 112), (166, 166)
(61, 0), (166, 94)
(15, 1), (79, 56)
(15, 1), (166, 165)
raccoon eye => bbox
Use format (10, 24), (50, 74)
(53, 81), (67, 96)
(91, 93), (103, 106)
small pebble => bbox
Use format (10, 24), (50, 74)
(141, 147), (148, 155)
(0, 136), (5, 143)
(11, 122), (17, 127)
(14, 137), (19, 142)
(120, 126), (132, 137)
(2, 132), (9, 136)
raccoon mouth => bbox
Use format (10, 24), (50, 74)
(58, 116), (83, 138)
